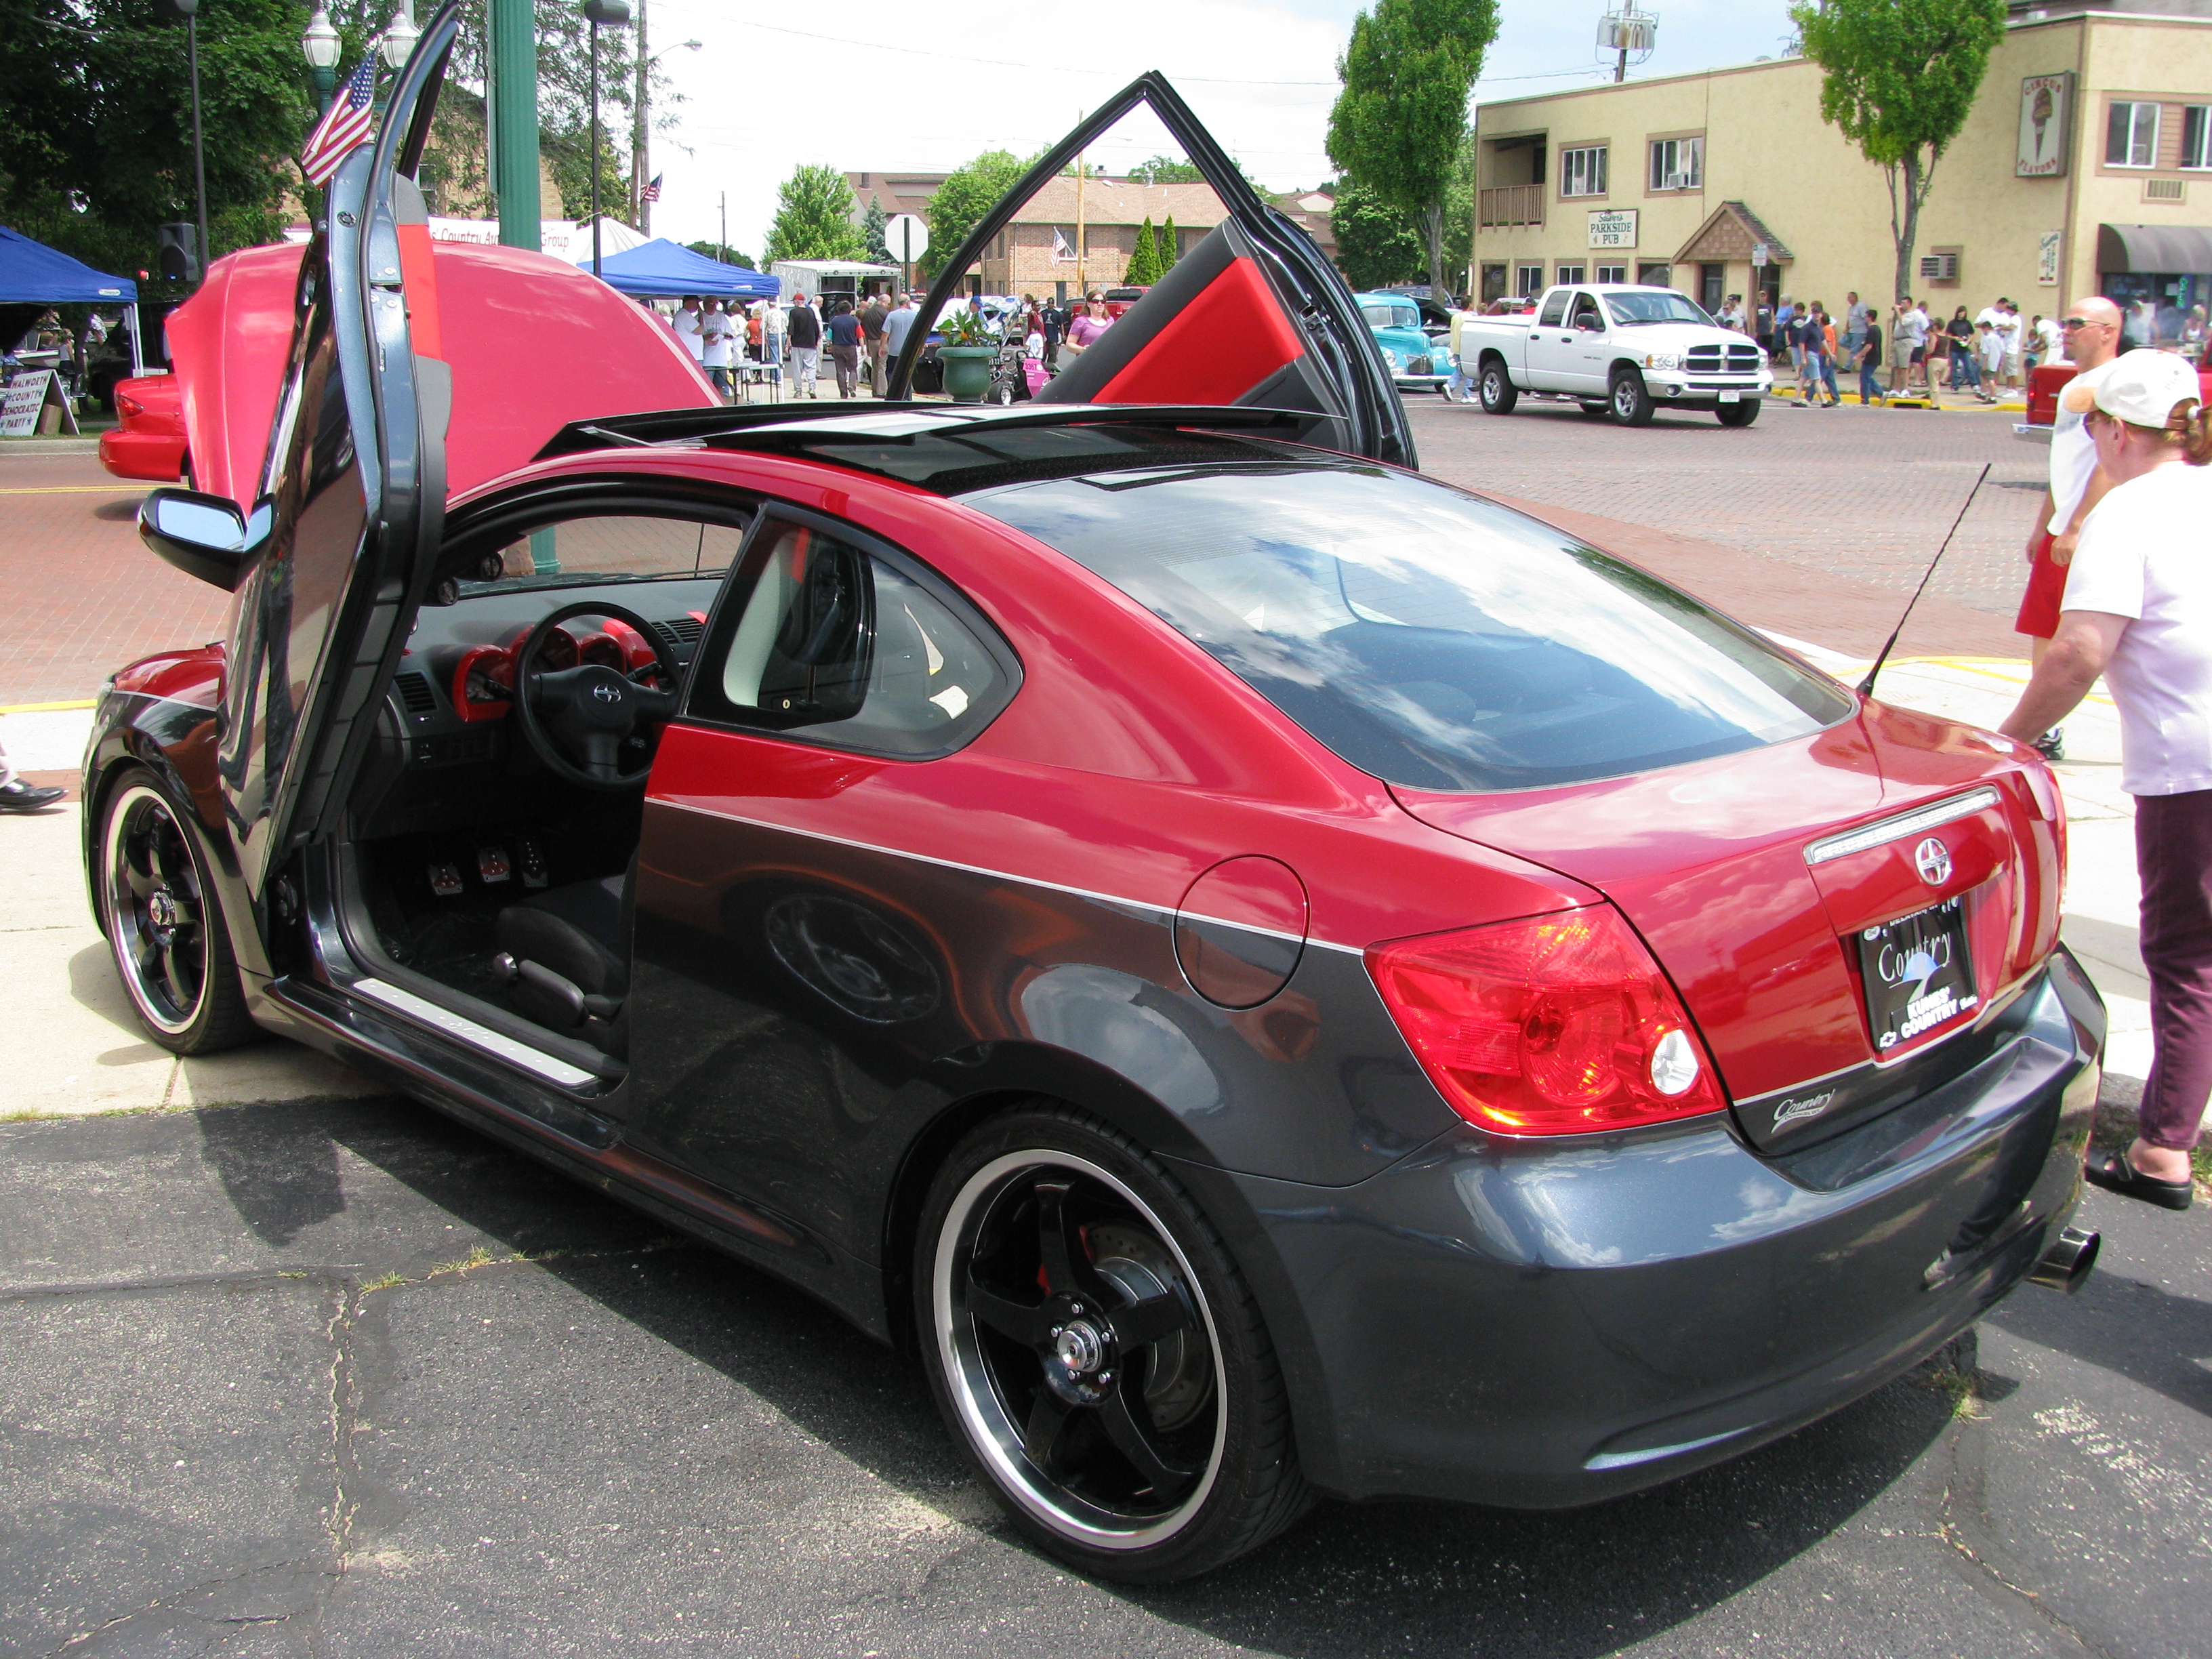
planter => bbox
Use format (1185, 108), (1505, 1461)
(937, 345), (998, 403)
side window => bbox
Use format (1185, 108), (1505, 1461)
(687, 515), (1019, 758)
(1571, 291), (1604, 330)
(1537, 291), (1570, 328)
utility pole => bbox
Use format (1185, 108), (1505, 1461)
(178, 0), (208, 290)
(631, 0), (650, 233)
(489, 0), (540, 249)
(720, 192), (729, 260)
(1074, 132), (1088, 295)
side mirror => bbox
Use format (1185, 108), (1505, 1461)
(1576, 316), (1604, 333)
(138, 488), (272, 591)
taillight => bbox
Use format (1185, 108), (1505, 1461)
(1366, 905), (1727, 1136)
(116, 392), (144, 417)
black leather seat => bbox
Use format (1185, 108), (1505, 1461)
(496, 867), (631, 1057)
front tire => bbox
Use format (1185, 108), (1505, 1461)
(1610, 367), (1655, 426)
(97, 766), (256, 1054)
(916, 1104), (1311, 1582)
(1716, 398), (1761, 427)
(1477, 359), (1518, 415)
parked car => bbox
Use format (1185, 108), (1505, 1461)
(1101, 285), (1147, 318)
(1458, 283), (1772, 426)
(1357, 290), (1452, 392)
(98, 374), (186, 485)
(93, 24), (2102, 1586)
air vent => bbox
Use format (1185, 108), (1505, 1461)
(2145, 177), (2185, 202)
(653, 616), (705, 652)
(395, 671), (438, 719)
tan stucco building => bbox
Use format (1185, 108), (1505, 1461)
(1472, 3), (2212, 342)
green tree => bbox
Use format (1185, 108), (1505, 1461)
(1158, 215), (1179, 274)
(687, 239), (758, 269)
(1330, 178), (1425, 289)
(1790, 0), (2007, 300)
(0, 0), (313, 288)
(762, 164), (865, 264)
(1326, 0), (1497, 290)
(861, 195), (893, 264)
(920, 148), (1026, 279)
(1128, 155), (1202, 184)
(1127, 214), (1161, 285)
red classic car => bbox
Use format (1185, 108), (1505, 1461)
(98, 375), (186, 485)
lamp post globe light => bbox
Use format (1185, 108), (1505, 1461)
(381, 0), (419, 69)
(302, 6), (341, 115)
(581, 0), (632, 279)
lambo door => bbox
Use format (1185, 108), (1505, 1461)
(214, 4), (458, 899)
(883, 73), (1414, 468)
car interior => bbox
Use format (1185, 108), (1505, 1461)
(336, 498), (1012, 1081)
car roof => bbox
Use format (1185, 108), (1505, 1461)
(533, 401), (1331, 497)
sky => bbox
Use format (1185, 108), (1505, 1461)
(636, 0), (1801, 259)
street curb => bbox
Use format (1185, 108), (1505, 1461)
(0, 438), (103, 455)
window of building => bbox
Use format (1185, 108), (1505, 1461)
(1648, 136), (1703, 192)
(2106, 100), (2160, 167)
(1595, 264), (1627, 283)
(1516, 263), (1546, 298)
(1560, 145), (1608, 198)
(1637, 262), (1671, 287)
(1556, 262), (1586, 286)
(2183, 106), (2212, 171)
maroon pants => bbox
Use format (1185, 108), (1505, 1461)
(2135, 788), (2212, 1149)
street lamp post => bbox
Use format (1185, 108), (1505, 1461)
(582, 0), (632, 279)
(302, 6), (340, 116)
(158, 0), (209, 290)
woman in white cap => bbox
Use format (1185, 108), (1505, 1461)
(2001, 349), (2212, 1210)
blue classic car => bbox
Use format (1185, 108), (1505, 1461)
(1355, 291), (1452, 392)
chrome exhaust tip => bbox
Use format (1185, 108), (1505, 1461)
(2027, 1225), (2100, 1294)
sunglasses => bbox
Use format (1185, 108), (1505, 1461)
(2060, 317), (2108, 329)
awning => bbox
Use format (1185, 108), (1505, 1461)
(2098, 224), (2212, 273)
(0, 224), (137, 303)
(582, 238), (779, 300)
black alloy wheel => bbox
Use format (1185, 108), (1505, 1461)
(1610, 367), (1656, 426)
(98, 768), (255, 1053)
(1477, 359), (1518, 415)
(1717, 398), (1761, 427)
(918, 1106), (1311, 1580)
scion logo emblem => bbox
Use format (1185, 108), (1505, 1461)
(1914, 837), (1952, 886)
(591, 681), (621, 705)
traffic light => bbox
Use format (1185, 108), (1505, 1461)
(157, 223), (201, 285)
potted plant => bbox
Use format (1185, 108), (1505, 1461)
(934, 306), (1000, 402)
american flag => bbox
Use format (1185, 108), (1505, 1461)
(301, 60), (376, 189)
(640, 173), (663, 203)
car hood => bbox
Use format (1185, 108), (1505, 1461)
(1610, 321), (1744, 351)
(1391, 704), (2058, 1151)
(168, 240), (716, 510)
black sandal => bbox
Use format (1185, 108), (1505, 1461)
(2084, 1149), (2194, 1212)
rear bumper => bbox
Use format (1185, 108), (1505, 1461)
(99, 428), (185, 483)
(1211, 950), (2102, 1507)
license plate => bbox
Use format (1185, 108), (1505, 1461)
(1719, 390), (1741, 403)
(1857, 898), (1978, 1052)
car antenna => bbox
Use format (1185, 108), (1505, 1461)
(1856, 462), (1990, 700)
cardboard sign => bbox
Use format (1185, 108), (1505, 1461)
(0, 371), (78, 438)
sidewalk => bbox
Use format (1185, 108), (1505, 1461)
(0, 639), (2146, 1123)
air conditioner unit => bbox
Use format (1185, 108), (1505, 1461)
(1918, 251), (1959, 281)
(1661, 173), (1692, 190)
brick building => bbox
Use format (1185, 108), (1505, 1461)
(965, 177), (1230, 295)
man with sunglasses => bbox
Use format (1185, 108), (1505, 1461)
(2016, 296), (2124, 759)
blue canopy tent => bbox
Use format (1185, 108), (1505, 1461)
(0, 225), (144, 374)
(578, 238), (778, 301)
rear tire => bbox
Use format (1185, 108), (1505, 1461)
(1610, 367), (1655, 426)
(96, 766), (257, 1054)
(1717, 399), (1761, 427)
(1477, 359), (1518, 415)
(916, 1103), (1313, 1582)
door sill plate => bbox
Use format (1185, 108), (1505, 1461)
(350, 977), (597, 1088)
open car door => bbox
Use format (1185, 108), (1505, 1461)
(211, 3), (457, 897)
(884, 73), (1414, 468)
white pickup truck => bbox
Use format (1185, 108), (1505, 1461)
(1454, 283), (1771, 427)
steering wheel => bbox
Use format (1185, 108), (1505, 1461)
(512, 600), (685, 791)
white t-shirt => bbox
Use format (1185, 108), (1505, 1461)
(2047, 402), (2097, 534)
(701, 311), (733, 367)
(1995, 310), (2022, 360)
(1979, 328), (2006, 374)
(2062, 462), (2212, 795)
(672, 307), (704, 362)
(2036, 316), (2062, 358)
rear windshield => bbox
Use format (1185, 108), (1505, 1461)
(972, 464), (1853, 792)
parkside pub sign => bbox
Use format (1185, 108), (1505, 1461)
(1589, 209), (1638, 249)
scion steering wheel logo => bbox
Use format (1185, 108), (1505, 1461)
(591, 681), (621, 705)
(1914, 836), (1952, 886)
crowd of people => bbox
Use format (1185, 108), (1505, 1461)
(661, 288), (1122, 401)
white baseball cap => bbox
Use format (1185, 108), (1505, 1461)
(2061, 348), (2203, 424)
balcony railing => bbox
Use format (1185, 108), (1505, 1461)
(1479, 184), (1545, 228)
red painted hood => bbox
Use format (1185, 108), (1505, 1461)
(165, 239), (716, 509)
(1390, 705), (2057, 1118)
